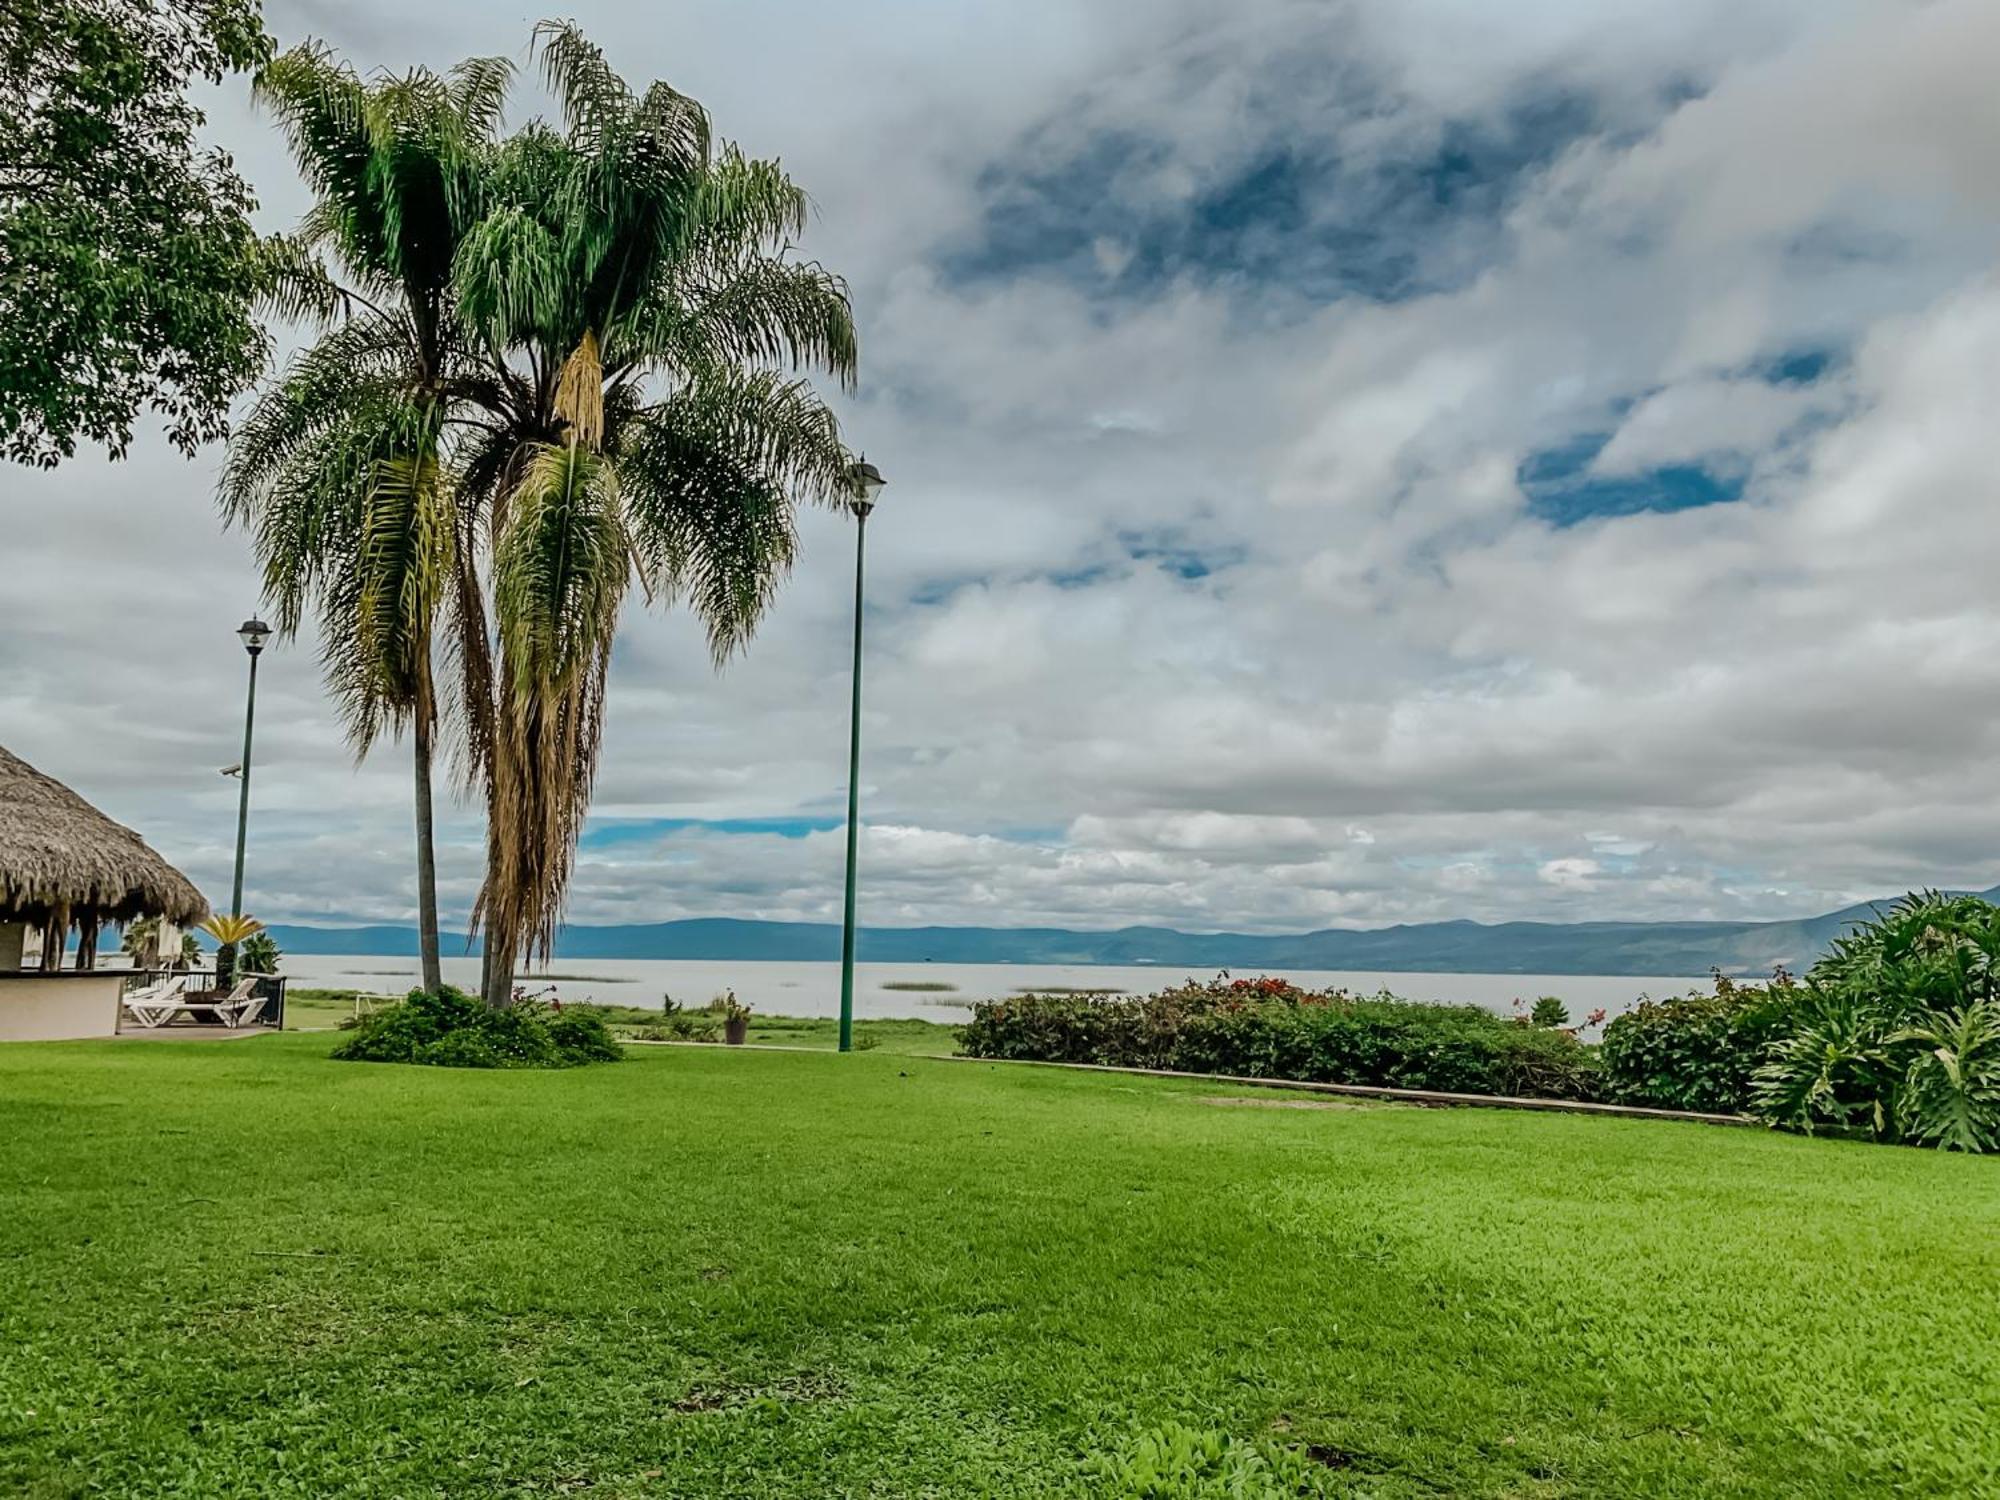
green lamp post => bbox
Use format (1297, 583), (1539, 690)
(220, 616), (270, 985)
(838, 458), (887, 1052)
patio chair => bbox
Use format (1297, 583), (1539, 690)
(212, 979), (272, 1029)
(121, 975), (189, 1029)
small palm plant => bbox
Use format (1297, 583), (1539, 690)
(199, 914), (266, 989)
(120, 915), (164, 969)
(238, 930), (283, 977)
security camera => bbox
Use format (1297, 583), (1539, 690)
(219, 763), (243, 778)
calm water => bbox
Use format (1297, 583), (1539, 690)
(278, 955), (1705, 1025)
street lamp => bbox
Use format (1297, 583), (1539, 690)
(222, 617), (270, 984)
(838, 458), (887, 1052)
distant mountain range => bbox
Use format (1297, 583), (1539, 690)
(266, 887), (1996, 976)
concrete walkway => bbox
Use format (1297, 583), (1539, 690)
(114, 1025), (272, 1041)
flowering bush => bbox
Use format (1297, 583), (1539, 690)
(957, 976), (1602, 1101)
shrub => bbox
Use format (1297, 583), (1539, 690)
(331, 986), (622, 1069)
(1598, 973), (1802, 1114)
(958, 977), (1602, 1102)
(1753, 893), (2000, 1149)
(414, 1029), (512, 1069)
(545, 1009), (624, 1063)
(1529, 996), (1570, 1029)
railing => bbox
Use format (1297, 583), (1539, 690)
(126, 968), (288, 1029)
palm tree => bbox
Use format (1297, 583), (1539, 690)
(446, 23), (860, 1003)
(222, 45), (512, 990)
(228, 24), (861, 1007)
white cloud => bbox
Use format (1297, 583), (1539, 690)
(5, 0), (1999, 938)
(1539, 858), (1603, 889)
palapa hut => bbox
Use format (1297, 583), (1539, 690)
(0, 744), (207, 1040)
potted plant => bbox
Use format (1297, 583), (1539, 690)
(718, 989), (751, 1046)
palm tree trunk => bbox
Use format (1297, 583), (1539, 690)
(478, 805), (516, 1008)
(484, 954), (516, 1008)
(481, 937), (515, 1008)
(413, 715), (443, 992)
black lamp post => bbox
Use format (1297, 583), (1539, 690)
(837, 459), (887, 1052)
(220, 617), (270, 985)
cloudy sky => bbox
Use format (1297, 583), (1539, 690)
(7, 0), (2000, 937)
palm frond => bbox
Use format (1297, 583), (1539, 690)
(251, 232), (353, 329)
(639, 255), (857, 386)
(492, 443), (628, 698)
(454, 201), (566, 348)
(531, 20), (634, 148)
(341, 449), (455, 752)
(254, 44), (387, 284)
(690, 145), (808, 255)
(448, 53), (516, 140)
(219, 313), (415, 525)
(479, 441), (627, 963)
(618, 368), (847, 660)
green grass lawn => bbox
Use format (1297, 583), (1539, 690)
(1, 1035), (1995, 1497)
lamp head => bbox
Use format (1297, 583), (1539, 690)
(237, 617), (272, 657)
(848, 457), (886, 519)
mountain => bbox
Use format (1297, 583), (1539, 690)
(264, 887), (2000, 976)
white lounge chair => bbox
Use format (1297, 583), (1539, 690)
(121, 975), (189, 1029)
(212, 979), (272, 1029)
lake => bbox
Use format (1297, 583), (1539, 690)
(278, 955), (1706, 1024)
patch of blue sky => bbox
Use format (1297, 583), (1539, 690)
(1762, 347), (1835, 385)
(992, 825), (1066, 845)
(941, 87), (1600, 306)
(580, 816), (841, 849)
(1117, 528), (1247, 581)
(579, 816), (1067, 853)
(1518, 430), (1743, 527)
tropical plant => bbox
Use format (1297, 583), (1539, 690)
(198, 913), (264, 947)
(200, 913), (265, 989)
(120, 915), (165, 969)
(222, 45), (510, 991)
(1528, 996), (1570, 1029)
(1891, 1005), (2000, 1153)
(230, 23), (861, 1008)
(1751, 893), (2000, 1150)
(238, 930), (283, 976)
(1752, 988), (1897, 1136)
(0, 0), (271, 465)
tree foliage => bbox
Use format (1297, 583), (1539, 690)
(0, 0), (272, 464)
(226, 22), (862, 1003)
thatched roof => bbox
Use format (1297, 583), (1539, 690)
(0, 745), (208, 926)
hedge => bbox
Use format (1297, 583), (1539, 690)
(956, 977), (1603, 1102)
